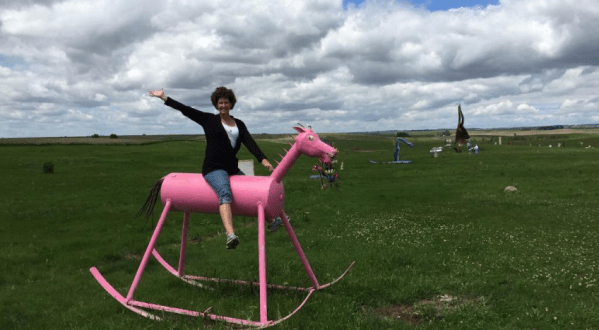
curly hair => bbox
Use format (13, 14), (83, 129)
(211, 86), (237, 109)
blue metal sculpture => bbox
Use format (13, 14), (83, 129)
(368, 137), (415, 164)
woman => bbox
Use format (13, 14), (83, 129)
(149, 87), (282, 249)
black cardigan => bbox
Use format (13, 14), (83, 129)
(165, 97), (267, 176)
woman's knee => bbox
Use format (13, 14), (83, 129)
(205, 170), (233, 204)
(218, 188), (232, 204)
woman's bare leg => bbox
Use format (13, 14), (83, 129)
(219, 203), (234, 235)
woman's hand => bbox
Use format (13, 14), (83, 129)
(262, 159), (274, 172)
(149, 89), (167, 101)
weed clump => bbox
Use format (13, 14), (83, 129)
(43, 161), (54, 174)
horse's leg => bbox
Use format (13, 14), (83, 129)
(257, 202), (268, 325)
(177, 212), (190, 277)
(280, 210), (320, 289)
(126, 200), (172, 301)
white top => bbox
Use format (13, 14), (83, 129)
(223, 121), (239, 148)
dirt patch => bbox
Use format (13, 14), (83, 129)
(363, 304), (423, 325)
(124, 252), (141, 260)
(364, 294), (484, 325)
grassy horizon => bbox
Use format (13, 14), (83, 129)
(2, 133), (599, 329)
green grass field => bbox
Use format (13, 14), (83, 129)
(2, 132), (599, 329)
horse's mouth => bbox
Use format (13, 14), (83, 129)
(320, 151), (337, 164)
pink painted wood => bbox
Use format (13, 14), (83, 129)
(90, 127), (355, 328)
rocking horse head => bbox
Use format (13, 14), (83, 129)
(292, 126), (337, 164)
(270, 126), (337, 183)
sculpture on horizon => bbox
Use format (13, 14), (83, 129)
(454, 105), (470, 153)
(367, 136), (414, 164)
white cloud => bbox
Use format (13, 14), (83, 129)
(516, 103), (539, 114)
(1, 0), (160, 39)
(0, 0), (598, 137)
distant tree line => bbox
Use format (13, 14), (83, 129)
(537, 125), (564, 130)
(91, 134), (119, 138)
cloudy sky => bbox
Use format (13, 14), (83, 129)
(1, 0), (598, 137)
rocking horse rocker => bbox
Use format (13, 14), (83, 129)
(89, 126), (355, 328)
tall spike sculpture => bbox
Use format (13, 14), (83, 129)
(454, 105), (470, 153)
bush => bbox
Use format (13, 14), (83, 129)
(43, 162), (54, 174)
(441, 129), (451, 136)
(91, 134), (100, 138)
(109, 134), (118, 139)
(396, 132), (411, 138)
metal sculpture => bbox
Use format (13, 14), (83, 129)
(368, 137), (415, 164)
(89, 126), (355, 328)
(430, 146), (444, 158)
(453, 105), (470, 153)
(310, 160), (339, 189)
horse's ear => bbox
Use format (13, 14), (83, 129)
(293, 126), (305, 133)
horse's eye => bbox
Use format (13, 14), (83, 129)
(308, 136), (314, 141)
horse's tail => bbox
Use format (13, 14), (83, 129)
(135, 177), (164, 223)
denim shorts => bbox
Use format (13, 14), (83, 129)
(204, 169), (244, 205)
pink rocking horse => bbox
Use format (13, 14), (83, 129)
(89, 126), (355, 328)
